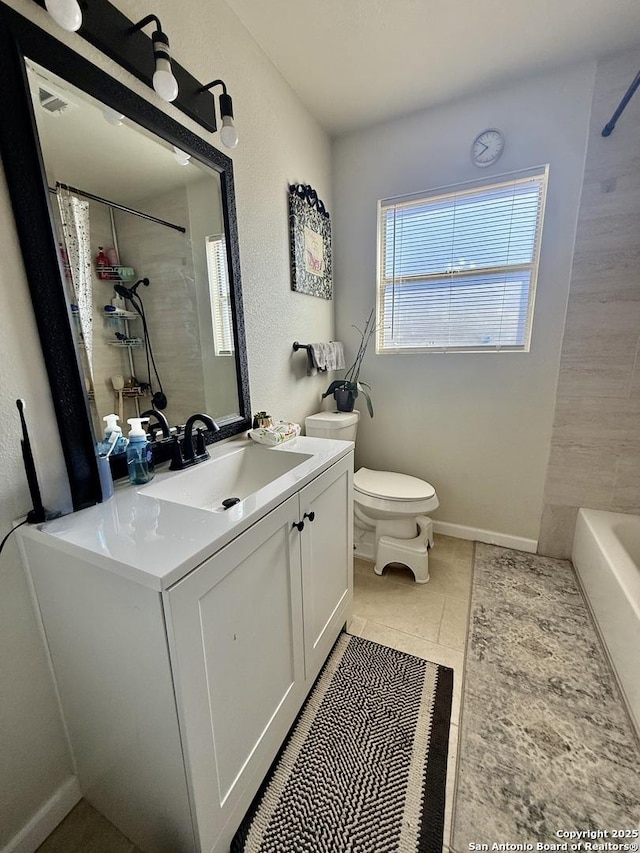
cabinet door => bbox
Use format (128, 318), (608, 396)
(299, 454), (353, 681)
(164, 495), (305, 853)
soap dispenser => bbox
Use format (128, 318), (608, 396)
(126, 417), (155, 485)
(100, 413), (127, 455)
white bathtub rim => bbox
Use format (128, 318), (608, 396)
(572, 507), (640, 739)
(573, 508), (640, 622)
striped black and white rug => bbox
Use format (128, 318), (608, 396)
(232, 633), (453, 853)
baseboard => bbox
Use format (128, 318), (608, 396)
(2, 776), (81, 853)
(432, 520), (538, 554)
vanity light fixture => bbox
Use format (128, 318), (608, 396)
(32, 0), (232, 134)
(129, 14), (178, 103)
(201, 79), (238, 149)
(43, 0), (82, 31)
(172, 145), (191, 166)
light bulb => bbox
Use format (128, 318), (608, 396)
(220, 116), (238, 149)
(151, 31), (179, 102)
(153, 65), (179, 103)
(172, 146), (191, 166)
(102, 107), (124, 126)
(44, 0), (82, 31)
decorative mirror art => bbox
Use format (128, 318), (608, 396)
(0, 2), (250, 510)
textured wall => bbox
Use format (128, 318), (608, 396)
(0, 0), (331, 844)
(539, 47), (640, 558)
(0, 154), (75, 846)
(332, 64), (594, 545)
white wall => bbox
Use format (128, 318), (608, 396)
(332, 64), (595, 543)
(0, 0), (331, 845)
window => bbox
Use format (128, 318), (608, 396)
(206, 235), (234, 356)
(377, 167), (548, 354)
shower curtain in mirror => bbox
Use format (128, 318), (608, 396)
(56, 190), (94, 377)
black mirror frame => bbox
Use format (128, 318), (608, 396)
(0, 2), (251, 512)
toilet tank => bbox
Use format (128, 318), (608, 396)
(305, 411), (359, 442)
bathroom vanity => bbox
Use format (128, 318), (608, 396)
(18, 436), (354, 853)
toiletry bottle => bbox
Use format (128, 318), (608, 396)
(126, 417), (154, 485)
(100, 413), (127, 455)
(106, 246), (119, 268)
(111, 293), (127, 313)
(96, 246), (109, 280)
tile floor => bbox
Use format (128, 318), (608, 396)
(37, 533), (472, 852)
(348, 534), (473, 851)
(36, 799), (141, 853)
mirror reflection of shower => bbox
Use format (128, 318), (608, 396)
(50, 181), (184, 430)
(113, 278), (167, 411)
(27, 56), (241, 441)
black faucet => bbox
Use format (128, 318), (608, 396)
(140, 409), (170, 440)
(183, 414), (220, 462)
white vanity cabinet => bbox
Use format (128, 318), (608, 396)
(166, 456), (353, 853)
(20, 444), (353, 853)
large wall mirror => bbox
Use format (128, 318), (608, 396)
(0, 3), (251, 510)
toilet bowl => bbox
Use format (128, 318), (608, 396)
(305, 410), (439, 582)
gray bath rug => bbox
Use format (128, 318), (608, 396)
(452, 544), (640, 847)
(231, 633), (453, 853)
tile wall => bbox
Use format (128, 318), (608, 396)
(539, 46), (640, 557)
(115, 187), (205, 427)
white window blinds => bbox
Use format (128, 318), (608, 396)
(377, 167), (548, 354)
(206, 235), (234, 357)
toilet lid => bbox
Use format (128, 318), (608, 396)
(354, 468), (436, 501)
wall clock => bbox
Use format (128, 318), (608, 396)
(471, 128), (505, 168)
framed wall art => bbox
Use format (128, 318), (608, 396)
(288, 183), (332, 300)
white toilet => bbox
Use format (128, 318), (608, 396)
(305, 411), (439, 583)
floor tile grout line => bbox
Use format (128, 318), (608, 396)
(435, 596), (447, 643)
(362, 617), (468, 655)
(356, 569), (472, 599)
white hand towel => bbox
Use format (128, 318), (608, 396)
(308, 342), (345, 375)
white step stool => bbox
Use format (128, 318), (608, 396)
(374, 516), (434, 584)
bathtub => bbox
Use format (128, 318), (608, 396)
(572, 508), (640, 734)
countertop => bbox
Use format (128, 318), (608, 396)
(18, 435), (353, 591)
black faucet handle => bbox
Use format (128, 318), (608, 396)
(183, 413), (220, 462)
(169, 436), (185, 471)
(195, 428), (207, 457)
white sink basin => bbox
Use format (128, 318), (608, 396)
(142, 444), (313, 512)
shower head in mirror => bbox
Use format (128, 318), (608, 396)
(114, 278), (150, 301)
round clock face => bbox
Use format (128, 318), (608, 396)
(471, 129), (505, 168)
